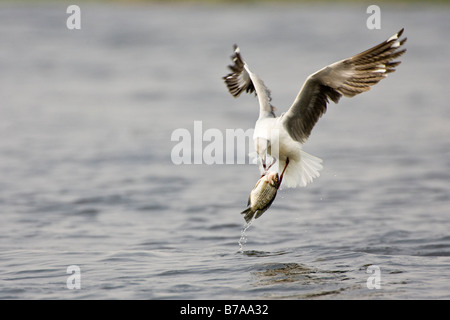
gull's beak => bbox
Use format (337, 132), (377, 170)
(261, 154), (267, 171)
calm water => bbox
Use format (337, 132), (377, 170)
(0, 2), (449, 300)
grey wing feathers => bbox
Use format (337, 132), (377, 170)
(283, 28), (407, 143)
(223, 45), (276, 118)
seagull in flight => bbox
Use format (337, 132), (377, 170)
(223, 29), (406, 188)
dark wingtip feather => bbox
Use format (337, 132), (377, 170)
(222, 45), (256, 98)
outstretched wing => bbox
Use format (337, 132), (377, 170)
(282, 28), (407, 143)
(223, 45), (276, 118)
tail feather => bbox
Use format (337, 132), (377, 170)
(300, 150), (323, 185)
(282, 150), (323, 188)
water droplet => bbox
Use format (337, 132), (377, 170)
(238, 219), (254, 253)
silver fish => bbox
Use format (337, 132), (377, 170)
(241, 171), (280, 223)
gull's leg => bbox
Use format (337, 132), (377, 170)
(266, 157), (277, 171)
(278, 157), (290, 188)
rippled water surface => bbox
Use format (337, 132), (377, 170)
(0, 2), (449, 299)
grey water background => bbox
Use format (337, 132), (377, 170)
(0, 1), (449, 299)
